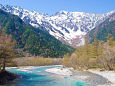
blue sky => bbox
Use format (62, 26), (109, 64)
(0, 0), (115, 15)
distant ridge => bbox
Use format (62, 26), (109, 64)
(0, 4), (115, 46)
(88, 13), (115, 42)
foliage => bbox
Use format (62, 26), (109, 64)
(0, 33), (16, 71)
(98, 36), (115, 70)
(62, 54), (71, 67)
(63, 35), (115, 70)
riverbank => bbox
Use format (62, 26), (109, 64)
(45, 66), (115, 86)
(5, 65), (115, 86)
(89, 70), (115, 86)
(45, 67), (73, 76)
(0, 70), (17, 85)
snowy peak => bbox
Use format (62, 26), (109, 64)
(106, 10), (115, 15)
(55, 10), (69, 15)
(0, 4), (115, 47)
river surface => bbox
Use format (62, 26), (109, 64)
(5, 65), (90, 86)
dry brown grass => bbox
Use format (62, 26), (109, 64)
(13, 57), (63, 66)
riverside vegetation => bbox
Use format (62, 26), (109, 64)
(63, 34), (115, 70)
(0, 33), (16, 71)
(14, 57), (63, 66)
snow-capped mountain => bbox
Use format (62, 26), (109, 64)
(0, 4), (115, 47)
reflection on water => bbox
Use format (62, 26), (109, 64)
(5, 65), (90, 86)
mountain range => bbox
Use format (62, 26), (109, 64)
(0, 9), (73, 57)
(88, 13), (115, 42)
(1, 4), (115, 47)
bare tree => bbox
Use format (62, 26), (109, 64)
(0, 33), (15, 71)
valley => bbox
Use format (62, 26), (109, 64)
(0, 2), (115, 86)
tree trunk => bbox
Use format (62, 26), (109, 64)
(2, 58), (6, 71)
(107, 63), (113, 70)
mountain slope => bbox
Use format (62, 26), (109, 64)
(0, 9), (73, 57)
(88, 13), (115, 42)
(1, 4), (114, 46)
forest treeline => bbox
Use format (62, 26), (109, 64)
(63, 34), (115, 70)
(0, 32), (115, 71)
(0, 33), (63, 69)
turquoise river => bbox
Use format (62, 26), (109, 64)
(6, 65), (90, 86)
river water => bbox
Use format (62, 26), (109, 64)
(6, 65), (90, 86)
